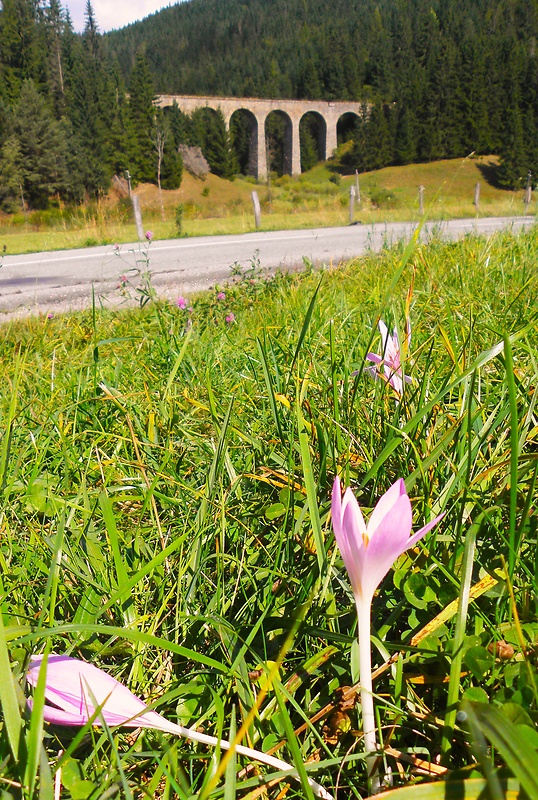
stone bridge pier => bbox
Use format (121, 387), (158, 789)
(157, 95), (363, 180)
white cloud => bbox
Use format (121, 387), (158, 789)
(65, 0), (177, 33)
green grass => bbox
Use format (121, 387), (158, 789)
(1, 225), (538, 798)
(0, 156), (535, 255)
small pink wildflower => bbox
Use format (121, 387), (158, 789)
(217, 291), (226, 301)
(145, 230), (153, 241)
(47, 312), (54, 320)
(113, 243), (120, 252)
(225, 312), (236, 324)
(176, 296), (187, 309)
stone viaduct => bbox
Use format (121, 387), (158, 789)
(156, 95), (363, 180)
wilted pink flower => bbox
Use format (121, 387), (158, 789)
(225, 312), (235, 324)
(331, 476), (443, 608)
(366, 319), (412, 396)
(331, 476), (443, 788)
(145, 231), (153, 241)
(27, 654), (179, 730)
(27, 655), (332, 799)
(217, 292), (226, 301)
(113, 244), (120, 252)
(176, 296), (187, 309)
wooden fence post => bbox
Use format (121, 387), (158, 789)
(355, 170), (361, 203)
(474, 182), (480, 211)
(131, 195), (144, 240)
(251, 191), (261, 229)
(349, 186), (356, 223)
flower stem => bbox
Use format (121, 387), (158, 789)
(356, 598), (380, 793)
(152, 716), (333, 800)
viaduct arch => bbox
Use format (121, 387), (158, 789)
(156, 95), (363, 180)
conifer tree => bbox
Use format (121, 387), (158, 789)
(394, 105), (417, 166)
(167, 101), (191, 148)
(0, 0), (41, 100)
(129, 52), (157, 182)
(300, 113), (320, 172)
(191, 108), (235, 178)
(42, 0), (68, 116)
(229, 110), (253, 175)
(160, 117), (183, 190)
(0, 135), (23, 211)
(2, 80), (68, 208)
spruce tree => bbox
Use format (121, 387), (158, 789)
(0, 0), (41, 100)
(229, 110), (253, 175)
(0, 135), (23, 211)
(4, 80), (68, 208)
(129, 52), (157, 182)
(43, 0), (68, 116)
(168, 101), (191, 148)
(394, 105), (417, 166)
(299, 113), (320, 172)
(191, 108), (235, 178)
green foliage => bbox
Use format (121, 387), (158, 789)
(0, 80), (68, 210)
(300, 112), (322, 173)
(129, 52), (157, 183)
(174, 202), (184, 235)
(190, 107), (236, 178)
(1, 228), (538, 795)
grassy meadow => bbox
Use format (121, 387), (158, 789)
(1, 223), (538, 799)
(0, 156), (535, 256)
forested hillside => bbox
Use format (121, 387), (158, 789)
(0, 0), (183, 210)
(104, 0), (538, 183)
(0, 0), (537, 211)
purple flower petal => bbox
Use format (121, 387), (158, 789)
(367, 479), (407, 537)
(365, 353), (383, 365)
(27, 655), (180, 733)
(365, 320), (411, 396)
(331, 477), (442, 605)
(362, 494), (413, 601)
(332, 478), (367, 597)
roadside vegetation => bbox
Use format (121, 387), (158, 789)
(0, 156), (534, 256)
(1, 224), (538, 797)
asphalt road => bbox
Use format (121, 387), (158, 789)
(0, 215), (535, 318)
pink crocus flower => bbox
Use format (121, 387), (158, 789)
(27, 655), (332, 800)
(331, 477), (443, 789)
(145, 230), (153, 241)
(225, 312), (235, 324)
(366, 319), (412, 396)
(217, 292), (226, 301)
(176, 296), (187, 309)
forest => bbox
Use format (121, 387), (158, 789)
(0, 0), (537, 210)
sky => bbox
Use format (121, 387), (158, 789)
(65, 0), (180, 33)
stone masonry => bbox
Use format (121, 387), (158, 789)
(156, 95), (363, 180)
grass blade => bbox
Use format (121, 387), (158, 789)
(463, 701), (538, 799)
(0, 610), (22, 760)
(502, 331), (519, 579)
